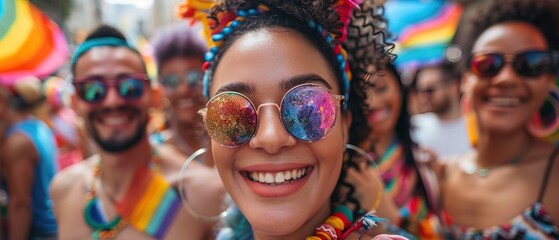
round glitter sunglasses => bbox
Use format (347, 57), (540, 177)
(198, 83), (345, 147)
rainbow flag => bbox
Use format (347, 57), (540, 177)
(0, 0), (68, 85)
(385, 0), (462, 70)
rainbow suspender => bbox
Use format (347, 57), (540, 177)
(115, 165), (181, 238)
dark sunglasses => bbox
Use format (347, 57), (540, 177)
(198, 83), (344, 147)
(469, 50), (559, 78)
(160, 69), (203, 92)
(72, 74), (150, 104)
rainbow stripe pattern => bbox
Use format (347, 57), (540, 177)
(116, 165), (181, 239)
(384, 0), (462, 70)
(0, 0), (68, 85)
(374, 139), (442, 238)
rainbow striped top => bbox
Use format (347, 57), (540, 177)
(373, 139), (442, 238)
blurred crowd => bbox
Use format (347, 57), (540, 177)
(0, 0), (558, 239)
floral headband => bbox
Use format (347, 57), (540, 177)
(178, 0), (363, 108)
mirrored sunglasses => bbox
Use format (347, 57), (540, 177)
(72, 74), (150, 104)
(469, 50), (559, 78)
(160, 69), (203, 91)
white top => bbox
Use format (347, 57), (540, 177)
(411, 112), (473, 159)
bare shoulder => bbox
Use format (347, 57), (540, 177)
(50, 155), (97, 200)
(4, 132), (36, 161)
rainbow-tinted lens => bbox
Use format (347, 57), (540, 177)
(161, 70), (203, 92)
(80, 81), (106, 102)
(205, 92), (257, 147)
(118, 78), (145, 100)
(73, 76), (147, 103)
(281, 84), (338, 142)
(203, 84), (342, 147)
(470, 53), (504, 77)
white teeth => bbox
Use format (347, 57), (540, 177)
(247, 167), (310, 184)
(275, 172), (285, 183)
(488, 97), (521, 107)
(265, 173), (274, 183)
(104, 117), (127, 125)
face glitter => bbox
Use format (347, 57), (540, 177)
(199, 84), (344, 147)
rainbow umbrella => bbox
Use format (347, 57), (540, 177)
(0, 0), (68, 85)
(385, 0), (462, 70)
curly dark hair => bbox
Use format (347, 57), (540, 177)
(206, 0), (346, 99)
(457, 0), (559, 72)
(204, 0), (393, 237)
(336, 0), (396, 218)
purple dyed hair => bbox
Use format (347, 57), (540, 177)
(151, 24), (207, 71)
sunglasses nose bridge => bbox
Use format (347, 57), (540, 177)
(102, 85), (127, 104)
(250, 102), (295, 154)
(492, 60), (526, 85)
(503, 54), (516, 63)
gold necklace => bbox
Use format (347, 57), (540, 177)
(463, 141), (533, 178)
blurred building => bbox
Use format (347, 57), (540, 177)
(65, 0), (184, 46)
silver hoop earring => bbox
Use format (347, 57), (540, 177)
(178, 148), (231, 221)
(344, 144), (383, 212)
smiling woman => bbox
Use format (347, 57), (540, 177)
(439, 0), (559, 239)
(178, 0), (400, 239)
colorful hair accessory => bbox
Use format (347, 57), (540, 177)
(177, 0), (216, 45)
(307, 20), (352, 108)
(179, 1), (360, 107)
(199, 4), (269, 98)
(335, 0), (364, 43)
